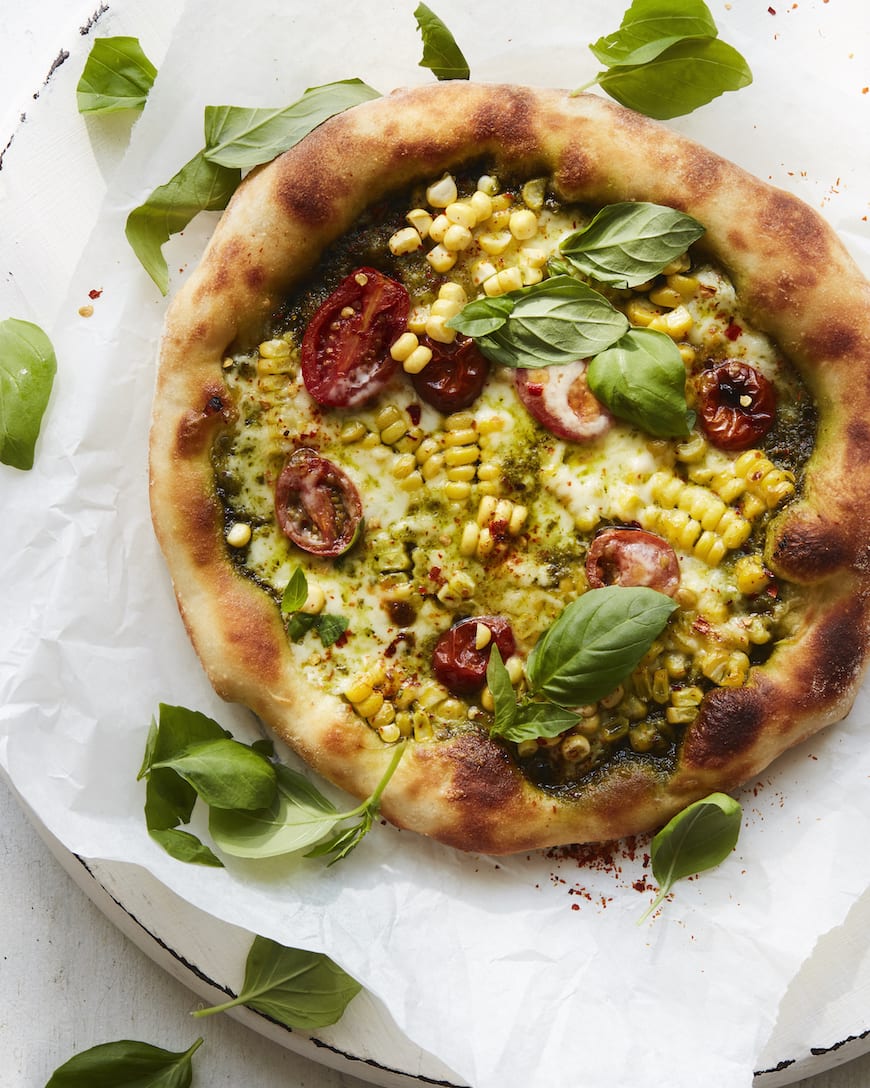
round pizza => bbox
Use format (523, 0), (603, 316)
(150, 82), (870, 854)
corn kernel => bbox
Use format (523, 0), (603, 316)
(427, 174), (457, 208)
(446, 201), (477, 229)
(648, 284), (683, 309)
(345, 678), (373, 704)
(340, 420), (367, 444)
(407, 305), (428, 334)
(648, 305), (693, 340)
(443, 223), (473, 252)
(226, 522), (251, 548)
(431, 297), (463, 320)
(477, 174), (499, 195)
(390, 332), (419, 362)
(509, 208), (538, 240)
(406, 208), (433, 237)
(469, 190), (493, 221)
(425, 313), (458, 344)
(478, 231), (513, 257)
(259, 338), (291, 358)
(471, 259), (498, 286)
(426, 244), (457, 274)
(389, 227), (422, 255)
(301, 584), (326, 615)
(521, 178), (547, 210)
(444, 480), (472, 501)
(626, 298), (662, 326)
(402, 345), (433, 374)
(484, 266), (523, 296)
(439, 281), (467, 304)
(521, 265), (543, 286)
(505, 655), (524, 685)
(428, 214), (450, 243)
(474, 623), (492, 650)
(562, 734), (592, 762)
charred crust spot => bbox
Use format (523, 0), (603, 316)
(797, 599), (867, 709)
(175, 383), (235, 456)
(447, 731), (520, 809)
(804, 319), (861, 362)
(759, 191), (830, 264)
(769, 513), (851, 581)
(554, 143), (597, 198)
(245, 264), (266, 290)
(683, 684), (766, 769)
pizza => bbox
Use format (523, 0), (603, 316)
(150, 82), (870, 855)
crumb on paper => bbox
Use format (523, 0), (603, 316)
(78, 304), (94, 318)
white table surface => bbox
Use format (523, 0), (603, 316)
(2, 6), (870, 1088)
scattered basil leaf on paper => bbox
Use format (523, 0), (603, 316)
(448, 276), (629, 368)
(0, 318), (56, 471)
(44, 1037), (203, 1088)
(526, 586), (677, 708)
(150, 738), (277, 811)
(577, 0), (752, 118)
(414, 3), (471, 80)
(639, 792), (743, 922)
(559, 202), (705, 289)
(587, 327), (693, 438)
(76, 36), (157, 114)
(194, 936), (361, 1028)
(282, 566), (350, 647)
(127, 80), (380, 293)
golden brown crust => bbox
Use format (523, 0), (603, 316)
(150, 83), (870, 854)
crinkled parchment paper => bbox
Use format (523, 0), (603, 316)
(2, 2), (870, 1086)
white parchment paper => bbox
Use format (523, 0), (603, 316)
(2, 2), (870, 1086)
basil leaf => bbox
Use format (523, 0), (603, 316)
(45, 1037), (203, 1088)
(151, 738), (277, 811)
(586, 327), (692, 438)
(203, 79), (381, 169)
(209, 764), (340, 859)
(495, 702), (581, 743)
(315, 613), (349, 647)
(194, 936), (361, 1028)
(526, 586), (677, 707)
(76, 36), (157, 114)
(589, 0), (717, 68)
(486, 646), (517, 737)
(596, 37), (753, 120)
(445, 293), (513, 338)
(149, 827), (224, 868)
(281, 567), (309, 614)
(559, 202), (705, 289)
(125, 151), (240, 295)
(640, 792), (742, 921)
(0, 318), (56, 471)
(450, 276), (629, 368)
(306, 811), (375, 865)
(414, 3), (471, 80)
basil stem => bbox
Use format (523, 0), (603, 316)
(639, 792), (743, 922)
(414, 3), (471, 80)
(0, 318), (56, 471)
(45, 1038), (203, 1088)
(76, 36), (157, 114)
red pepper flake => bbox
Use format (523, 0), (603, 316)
(88, 287), (103, 300)
(724, 321), (742, 341)
(768, 5), (776, 12)
(407, 403), (421, 425)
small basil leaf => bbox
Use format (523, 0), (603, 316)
(447, 293), (514, 338)
(76, 36), (158, 114)
(287, 611), (317, 641)
(0, 318), (57, 471)
(414, 3), (471, 80)
(559, 202), (705, 289)
(315, 613), (349, 647)
(137, 716), (160, 780)
(526, 586), (677, 707)
(486, 645), (517, 737)
(586, 327), (692, 438)
(281, 567), (309, 614)
(194, 936), (361, 1028)
(203, 80), (381, 169)
(125, 151), (240, 295)
(496, 702), (581, 743)
(149, 827), (224, 868)
(450, 276), (628, 368)
(209, 763), (339, 859)
(150, 738), (277, 811)
(640, 792), (742, 921)
(596, 37), (752, 120)
(45, 1037), (203, 1088)
(589, 0), (718, 68)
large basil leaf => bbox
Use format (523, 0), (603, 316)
(150, 738), (277, 811)
(586, 327), (692, 438)
(76, 36), (158, 114)
(203, 80), (381, 169)
(589, 0), (718, 68)
(414, 3), (471, 80)
(559, 202), (705, 289)
(449, 276), (628, 368)
(640, 792), (742, 921)
(0, 318), (56, 470)
(596, 37), (753, 120)
(526, 586), (677, 707)
(45, 1037), (203, 1088)
(194, 936), (361, 1029)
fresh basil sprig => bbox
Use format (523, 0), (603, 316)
(587, 328), (693, 438)
(639, 792), (742, 921)
(577, 0), (753, 119)
(414, 3), (471, 80)
(126, 80), (380, 294)
(194, 935), (361, 1028)
(76, 36), (158, 114)
(45, 1037), (203, 1088)
(526, 586), (678, 708)
(0, 318), (56, 471)
(281, 566), (350, 647)
(447, 276), (629, 368)
(558, 202), (705, 289)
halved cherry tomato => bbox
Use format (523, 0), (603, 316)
(696, 361), (776, 450)
(586, 527), (681, 597)
(275, 448), (362, 557)
(432, 616), (516, 695)
(515, 360), (612, 442)
(301, 267), (410, 408)
(411, 335), (489, 413)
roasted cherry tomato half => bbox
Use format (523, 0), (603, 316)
(275, 448), (363, 557)
(411, 335), (490, 413)
(586, 527), (681, 598)
(696, 360), (776, 450)
(515, 360), (612, 443)
(301, 267), (410, 408)
(432, 616), (516, 695)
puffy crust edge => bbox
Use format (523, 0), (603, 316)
(150, 83), (870, 854)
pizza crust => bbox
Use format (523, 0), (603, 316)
(150, 83), (870, 854)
